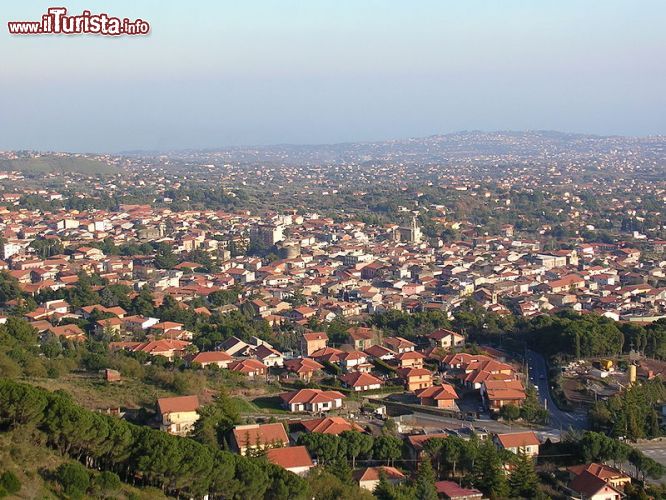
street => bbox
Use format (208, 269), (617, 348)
(525, 349), (588, 431)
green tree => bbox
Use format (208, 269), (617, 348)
(509, 452), (539, 498)
(56, 462), (90, 498)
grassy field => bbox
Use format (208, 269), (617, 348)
(25, 373), (178, 411)
(0, 156), (118, 175)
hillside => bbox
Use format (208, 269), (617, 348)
(0, 156), (118, 175)
(0, 430), (167, 499)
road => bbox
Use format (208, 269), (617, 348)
(525, 349), (587, 431)
(400, 411), (561, 443)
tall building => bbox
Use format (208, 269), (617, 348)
(397, 217), (422, 244)
(251, 223), (284, 246)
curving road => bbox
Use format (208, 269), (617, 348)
(525, 349), (587, 431)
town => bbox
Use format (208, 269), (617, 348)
(0, 132), (665, 499)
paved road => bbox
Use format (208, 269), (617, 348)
(525, 349), (588, 431)
(632, 439), (666, 467)
(401, 410), (562, 443)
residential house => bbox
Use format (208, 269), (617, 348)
(302, 331), (328, 356)
(567, 463), (631, 491)
(280, 389), (345, 413)
(568, 471), (622, 500)
(339, 371), (383, 391)
(284, 357), (324, 381)
(434, 481), (483, 500)
(415, 383), (459, 409)
(189, 351), (233, 368)
(397, 367), (433, 391)
(493, 431), (540, 457)
(157, 395), (200, 436)
(227, 359), (267, 378)
(354, 466), (406, 492)
(231, 423), (289, 455)
(384, 336), (416, 353)
(347, 326), (379, 350)
(428, 329), (466, 349)
(265, 446), (314, 476)
(295, 416), (364, 435)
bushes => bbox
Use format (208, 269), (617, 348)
(55, 462), (90, 498)
(0, 471), (21, 496)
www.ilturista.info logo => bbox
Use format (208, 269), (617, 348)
(8, 7), (150, 36)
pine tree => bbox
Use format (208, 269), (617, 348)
(509, 452), (539, 498)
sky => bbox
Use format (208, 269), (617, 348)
(1, 1), (665, 152)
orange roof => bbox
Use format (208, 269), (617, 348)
(157, 395), (199, 414)
(416, 383), (458, 401)
(299, 416), (364, 435)
(266, 446), (313, 470)
(353, 466), (405, 482)
(284, 357), (324, 373)
(280, 388), (346, 405)
(303, 331), (328, 342)
(192, 351), (233, 363)
(339, 371), (383, 388)
(232, 423), (289, 449)
(495, 431), (540, 449)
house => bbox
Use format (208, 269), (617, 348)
(481, 379), (526, 411)
(567, 463), (631, 490)
(347, 326), (379, 350)
(428, 329), (465, 349)
(231, 423), (289, 455)
(384, 336), (416, 353)
(284, 357), (324, 381)
(338, 350), (370, 371)
(434, 481), (483, 500)
(218, 336), (249, 356)
(364, 344), (396, 361)
(393, 350), (425, 369)
(227, 359), (267, 377)
(48, 324), (87, 342)
(189, 351), (233, 368)
(254, 344), (284, 367)
(114, 339), (191, 361)
(157, 395), (200, 436)
(265, 446), (314, 476)
(493, 431), (540, 457)
(415, 383), (459, 409)
(354, 466), (406, 492)
(569, 470), (622, 500)
(302, 331), (328, 356)
(339, 371), (383, 391)
(296, 416), (364, 435)
(280, 388), (345, 413)
(397, 367), (433, 391)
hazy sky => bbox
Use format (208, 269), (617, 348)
(1, 1), (665, 152)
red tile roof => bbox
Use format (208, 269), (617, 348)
(157, 395), (200, 414)
(266, 446), (313, 470)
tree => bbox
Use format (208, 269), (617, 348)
(509, 452), (539, 498)
(413, 459), (438, 500)
(472, 440), (509, 499)
(499, 404), (520, 421)
(373, 435), (402, 466)
(340, 431), (373, 468)
(56, 462), (90, 498)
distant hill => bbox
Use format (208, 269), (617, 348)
(0, 155), (117, 175)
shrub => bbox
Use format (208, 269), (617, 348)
(0, 471), (21, 495)
(93, 470), (121, 492)
(55, 462), (90, 498)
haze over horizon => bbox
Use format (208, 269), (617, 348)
(2, 1), (665, 152)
